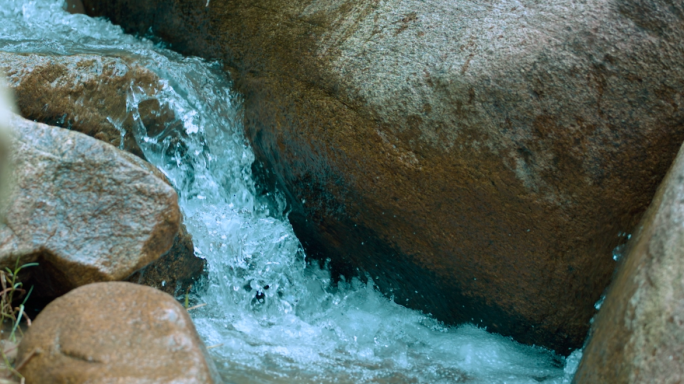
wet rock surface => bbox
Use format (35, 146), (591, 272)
(83, 0), (684, 353)
(0, 115), (181, 296)
(0, 51), (161, 158)
(574, 143), (684, 383)
(127, 223), (206, 296)
(17, 282), (221, 384)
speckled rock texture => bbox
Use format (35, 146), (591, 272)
(0, 52), (161, 158)
(83, 0), (684, 353)
(574, 143), (684, 383)
(17, 282), (221, 384)
(0, 115), (185, 296)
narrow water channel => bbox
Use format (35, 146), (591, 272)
(0, 1), (581, 382)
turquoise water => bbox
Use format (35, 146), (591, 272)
(0, 1), (581, 382)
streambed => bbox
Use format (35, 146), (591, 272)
(0, 1), (581, 382)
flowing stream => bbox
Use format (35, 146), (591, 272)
(0, 1), (582, 382)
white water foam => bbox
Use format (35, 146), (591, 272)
(0, 1), (581, 382)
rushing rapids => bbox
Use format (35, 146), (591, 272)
(0, 1), (581, 382)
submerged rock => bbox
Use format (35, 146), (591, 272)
(574, 144), (684, 382)
(0, 115), (201, 296)
(0, 52), (161, 158)
(84, 0), (684, 353)
(17, 282), (221, 384)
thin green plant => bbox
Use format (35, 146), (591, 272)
(0, 347), (22, 383)
(0, 257), (37, 383)
(184, 284), (192, 309)
(0, 257), (38, 342)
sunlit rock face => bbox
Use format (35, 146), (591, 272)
(575, 143), (684, 383)
(0, 115), (186, 296)
(84, 0), (684, 353)
(17, 282), (221, 384)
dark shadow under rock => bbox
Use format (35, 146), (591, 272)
(127, 223), (206, 297)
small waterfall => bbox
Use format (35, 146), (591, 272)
(0, 1), (580, 382)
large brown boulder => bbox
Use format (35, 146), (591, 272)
(17, 282), (221, 383)
(574, 144), (684, 382)
(83, 0), (684, 353)
(0, 115), (199, 296)
(0, 52), (161, 158)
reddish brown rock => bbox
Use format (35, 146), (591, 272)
(17, 282), (221, 384)
(574, 144), (684, 382)
(0, 52), (161, 158)
(0, 115), (180, 295)
(83, 0), (684, 353)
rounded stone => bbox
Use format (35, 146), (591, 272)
(17, 282), (221, 384)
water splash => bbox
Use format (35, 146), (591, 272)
(612, 232), (631, 262)
(0, 1), (580, 382)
